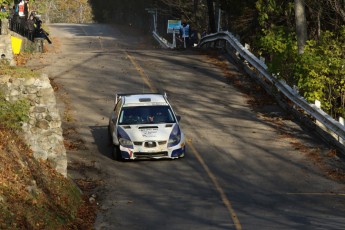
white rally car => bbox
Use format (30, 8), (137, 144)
(108, 93), (185, 160)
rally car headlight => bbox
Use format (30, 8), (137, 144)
(168, 125), (181, 147)
(117, 127), (133, 149)
(119, 138), (133, 148)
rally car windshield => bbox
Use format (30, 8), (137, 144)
(118, 106), (176, 125)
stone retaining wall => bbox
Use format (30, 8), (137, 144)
(0, 34), (15, 66)
(0, 74), (67, 176)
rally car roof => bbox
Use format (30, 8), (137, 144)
(116, 93), (169, 106)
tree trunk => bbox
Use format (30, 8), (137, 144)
(317, 8), (322, 39)
(193, 0), (199, 23)
(194, 0), (198, 17)
(295, 0), (308, 54)
(207, 0), (216, 33)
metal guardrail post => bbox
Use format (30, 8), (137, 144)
(152, 31), (172, 49)
(340, 117), (344, 145)
(34, 38), (44, 52)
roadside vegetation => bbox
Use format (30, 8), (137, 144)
(0, 0), (93, 23)
(0, 64), (95, 229)
(254, 0), (345, 119)
(0, 93), (29, 129)
(0, 128), (82, 229)
(0, 63), (37, 78)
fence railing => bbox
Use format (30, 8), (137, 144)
(9, 13), (51, 45)
(9, 15), (35, 41)
(198, 31), (345, 150)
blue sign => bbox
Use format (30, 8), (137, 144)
(167, 20), (181, 34)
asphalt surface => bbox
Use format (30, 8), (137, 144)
(27, 23), (345, 230)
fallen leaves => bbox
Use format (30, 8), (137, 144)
(0, 127), (89, 229)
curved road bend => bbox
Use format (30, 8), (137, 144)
(29, 23), (345, 229)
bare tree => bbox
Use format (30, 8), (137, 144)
(327, 0), (345, 21)
(159, 0), (194, 21)
(156, 0), (209, 31)
(207, 0), (216, 33)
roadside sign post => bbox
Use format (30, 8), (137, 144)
(167, 20), (181, 49)
(172, 29), (176, 48)
(145, 8), (158, 33)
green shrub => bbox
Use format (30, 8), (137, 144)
(258, 27), (298, 84)
(255, 0), (345, 119)
(0, 64), (34, 129)
(0, 94), (30, 129)
(294, 28), (345, 118)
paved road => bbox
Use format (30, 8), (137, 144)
(31, 23), (345, 229)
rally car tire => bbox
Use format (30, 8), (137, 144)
(107, 125), (113, 143)
(112, 145), (122, 161)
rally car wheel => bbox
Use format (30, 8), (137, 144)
(112, 145), (122, 161)
(107, 125), (113, 143)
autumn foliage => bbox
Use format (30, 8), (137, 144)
(0, 127), (91, 229)
(0, 64), (96, 228)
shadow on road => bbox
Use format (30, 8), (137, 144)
(90, 125), (113, 160)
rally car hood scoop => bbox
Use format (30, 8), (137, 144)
(121, 124), (175, 140)
(138, 126), (158, 129)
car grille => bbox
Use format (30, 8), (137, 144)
(133, 141), (167, 146)
(158, 141), (167, 145)
(145, 141), (156, 148)
(134, 151), (168, 159)
(133, 142), (143, 146)
(132, 141), (169, 159)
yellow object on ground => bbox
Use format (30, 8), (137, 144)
(11, 36), (22, 55)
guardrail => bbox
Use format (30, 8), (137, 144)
(198, 31), (345, 150)
(153, 31), (172, 49)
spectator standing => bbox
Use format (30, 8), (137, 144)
(179, 21), (190, 48)
(18, 0), (25, 17)
(24, 0), (29, 19)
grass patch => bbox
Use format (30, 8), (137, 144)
(0, 94), (30, 129)
(0, 63), (33, 129)
(0, 64), (37, 78)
